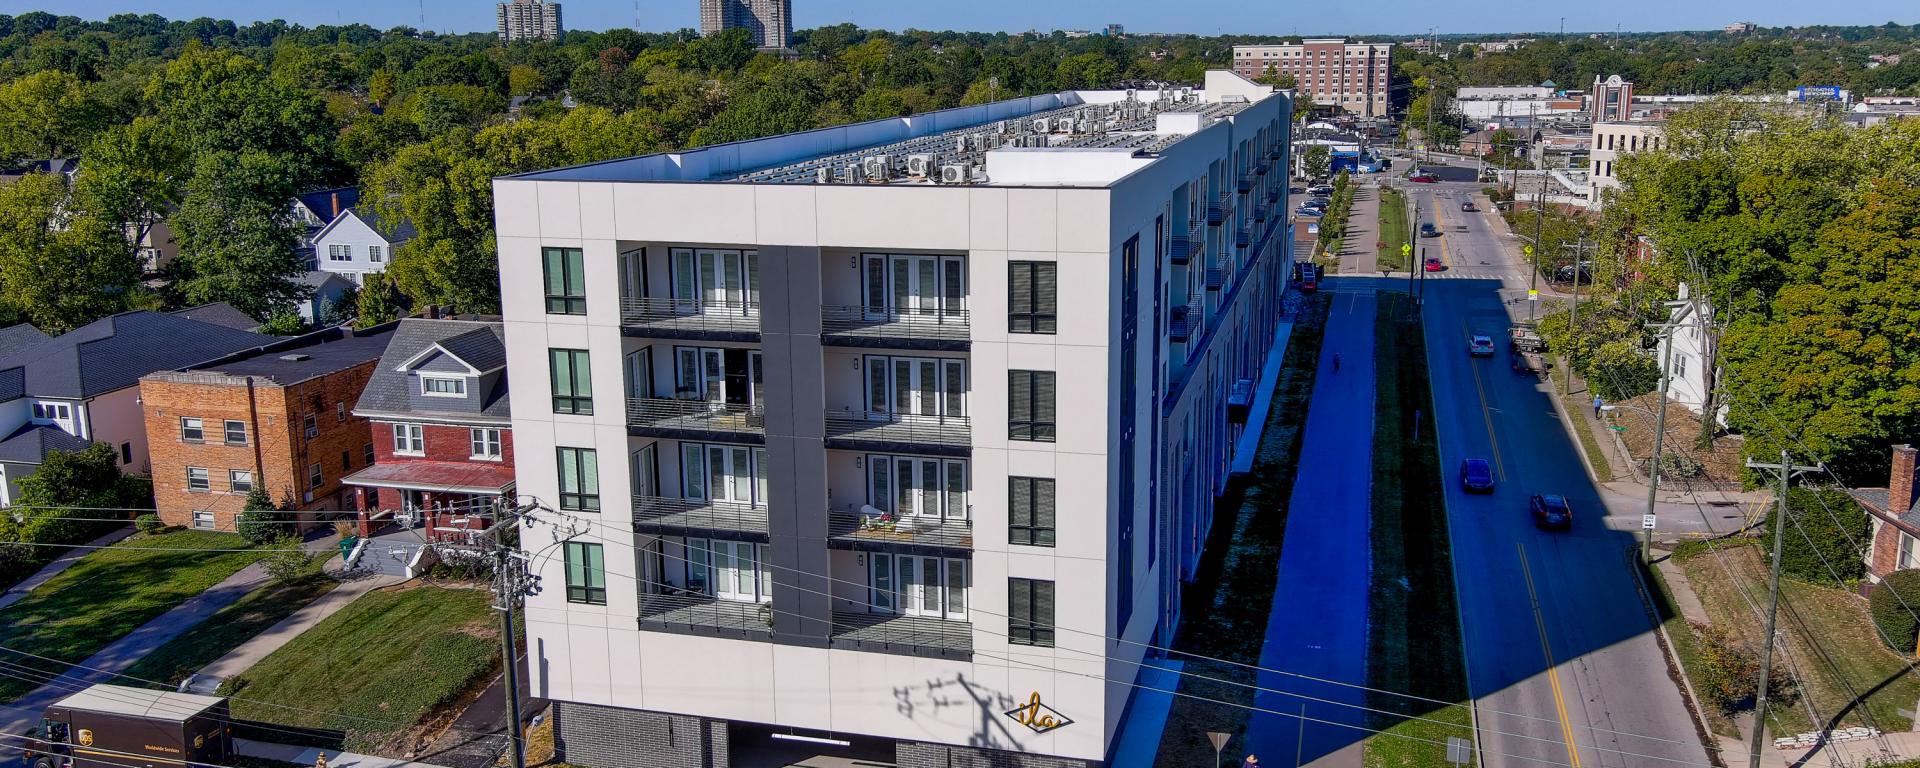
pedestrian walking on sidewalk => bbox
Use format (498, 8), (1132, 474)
(1592, 395), (1604, 418)
(1242, 755), (1259, 768)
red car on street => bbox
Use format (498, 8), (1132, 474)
(1424, 257), (1444, 272)
(1410, 173), (1439, 183)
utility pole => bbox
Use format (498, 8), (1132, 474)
(1744, 451), (1823, 768)
(1408, 195), (1420, 291)
(1527, 102), (1545, 323)
(1562, 238), (1598, 396)
(493, 523), (529, 768)
(1639, 311), (1692, 563)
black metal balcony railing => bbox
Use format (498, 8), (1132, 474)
(830, 610), (972, 657)
(826, 507), (972, 551)
(1253, 204), (1269, 223)
(1206, 266), (1226, 291)
(637, 591), (773, 636)
(1168, 232), (1195, 265)
(820, 305), (970, 346)
(1255, 161), (1270, 176)
(1268, 185), (1282, 203)
(627, 397), (765, 435)
(1234, 226), (1251, 249)
(619, 297), (760, 337)
(631, 495), (769, 538)
(1236, 175), (1253, 193)
(824, 409), (971, 449)
(1206, 200), (1229, 225)
(1168, 305), (1192, 343)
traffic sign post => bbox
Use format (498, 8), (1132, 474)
(1642, 514), (1658, 531)
(1207, 731), (1231, 768)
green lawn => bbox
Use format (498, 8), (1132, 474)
(1365, 292), (1476, 767)
(0, 530), (263, 702)
(1154, 293), (1334, 766)
(1378, 187), (1411, 270)
(121, 575), (339, 688)
(222, 585), (498, 753)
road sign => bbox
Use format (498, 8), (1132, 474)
(1523, 244), (1534, 256)
(1402, 243), (1412, 256)
(1610, 425), (1628, 432)
(1527, 289), (1539, 301)
(1642, 514), (1658, 530)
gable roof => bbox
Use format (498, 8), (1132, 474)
(294, 186), (361, 222)
(0, 311), (274, 400)
(169, 303), (262, 333)
(0, 324), (51, 359)
(354, 318), (509, 424)
(313, 207), (416, 247)
(296, 270), (355, 291)
(0, 423), (92, 465)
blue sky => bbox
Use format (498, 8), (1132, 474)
(8, 0), (1914, 37)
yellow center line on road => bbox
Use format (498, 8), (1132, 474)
(1517, 542), (1584, 768)
(1461, 320), (1507, 482)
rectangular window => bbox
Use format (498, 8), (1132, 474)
(328, 244), (350, 261)
(550, 349), (593, 415)
(1008, 578), (1056, 647)
(364, 442), (376, 466)
(119, 442), (131, 465)
(223, 420), (247, 445)
(471, 428), (503, 459)
(336, 402), (347, 422)
(557, 447), (600, 512)
(191, 511), (215, 530)
(180, 417), (204, 442)
(544, 247), (587, 315)
(308, 462), (323, 490)
(341, 450), (351, 471)
(392, 423), (423, 455)
(564, 542), (607, 605)
(1008, 262), (1058, 334)
(303, 413), (318, 439)
(1008, 370), (1057, 442)
(368, 245), (384, 263)
(229, 470), (253, 493)
(420, 376), (467, 397)
(186, 467), (210, 491)
(1009, 477), (1056, 546)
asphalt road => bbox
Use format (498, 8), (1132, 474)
(1403, 170), (1714, 768)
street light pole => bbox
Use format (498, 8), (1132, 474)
(1642, 335), (1673, 565)
(1743, 451), (1820, 768)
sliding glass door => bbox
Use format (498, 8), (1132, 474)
(670, 248), (759, 316)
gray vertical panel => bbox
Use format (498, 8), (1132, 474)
(758, 246), (832, 641)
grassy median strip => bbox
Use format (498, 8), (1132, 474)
(1154, 293), (1333, 766)
(1364, 292), (1476, 767)
(0, 529), (263, 702)
(1378, 187), (1410, 271)
(121, 575), (340, 689)
(223, 584), (498, 753)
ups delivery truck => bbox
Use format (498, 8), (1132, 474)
(19, 684), (232, 768)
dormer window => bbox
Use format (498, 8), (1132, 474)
(421, 375), (467, 397)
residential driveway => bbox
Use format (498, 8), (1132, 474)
(1243, 287), (1377, 767)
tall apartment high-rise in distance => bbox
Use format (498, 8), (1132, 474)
(698, 0), (792, 50)
(1231, 39), (1392, 117)
(497, 0), (563, 43)
(495, 70), (1293, 767)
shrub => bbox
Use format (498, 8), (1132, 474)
(134, 514), (165, 535)
(1655, 453), (1705, 478)
(1692, 621), (1795, 713)
(1870, 569), (1920, 653)
(235, 487), (283, 546)
(262, 535), (322, 584)
(1768, 488), (1869, 586)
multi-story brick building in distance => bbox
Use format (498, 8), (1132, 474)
(1232, 39), (1392, 117)
(698, 0), (791, 50)
(344, 317), (514, 541)
(493, 70), (1293, 767)
(141, 324), (395, 532)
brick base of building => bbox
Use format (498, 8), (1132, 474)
(549, 701), (1097, 768)
(896, 741), (1097, 768)
(551, 701), (728, 768)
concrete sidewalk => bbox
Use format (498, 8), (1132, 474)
(238, 737), (455, 768)
(0, 526), (135, 611)
(1338, 180), (1383, 275)
(182, 570), (406, 695)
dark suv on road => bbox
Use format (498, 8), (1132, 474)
(1529, 494), (1573, 531)
(1460, 459), (1495, 493)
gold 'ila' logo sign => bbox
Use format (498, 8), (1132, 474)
(1005, 691), (1074, 734)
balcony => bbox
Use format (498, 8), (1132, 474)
(1268, 146), (1283, 161)
(1168, 231), (1195, 266)
(821, 305), (969, 352)
(620, 298), (759, 341)
(824, 409), (970, 456)
(1234, 226), (1251, 249)
(1236, 174), (1253, 193)
(1268, 185), (1282, 203)
(1255, 161), (1270, 176)
(1253, 204), (1268, 223)
(632, 495), (769, 539)
(627, 397), (764, 442)
(1206, 266), (1226, 291)
(827, 507), (972, 553)
(1206, 200), (1230, 226)
(830, 611), (972, 660)
(1168, 305), (1192, 343)
(637, 592), (772, 638)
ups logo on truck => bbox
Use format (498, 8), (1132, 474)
(76, 730), (93, 747)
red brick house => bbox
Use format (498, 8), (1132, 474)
(343, 318), (513, 542)
(1858, 444), (1920, 582)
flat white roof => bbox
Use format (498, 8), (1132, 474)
(52, 684), (224, 721)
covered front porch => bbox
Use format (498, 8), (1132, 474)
(341, 460), (516, 542)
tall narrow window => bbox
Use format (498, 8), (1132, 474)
(550, 349), (593, 415)
(1008, 370), (1057, 442)
(1008, 262), (1058, 334)
(1009, 477), (1056, 547)
(564, 542), (607, 605)
(557, 447), (600, 511)
(1008, 578), (1056, 647)
(544, 247), (587, 315)
(392, 423), (424, 455)
(471, 428), (503, 459)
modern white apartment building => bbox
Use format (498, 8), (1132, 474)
(1231, 39), (1391, 117)
(494, 70), (1293, 768)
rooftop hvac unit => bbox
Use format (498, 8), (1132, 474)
(906, 154), (937, 178)
(843, 163), (863, 184)
(956, 135), (969, 153)
(1126, 88), (1138, 101)
(1054, 120), (1074, 134)
(1031, 118), (1050, 133)
(994, 120), (1008, 134)
(940, 163), (973, 185)
(815, 167), (832, 184)
(863, 155), (891, 183)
